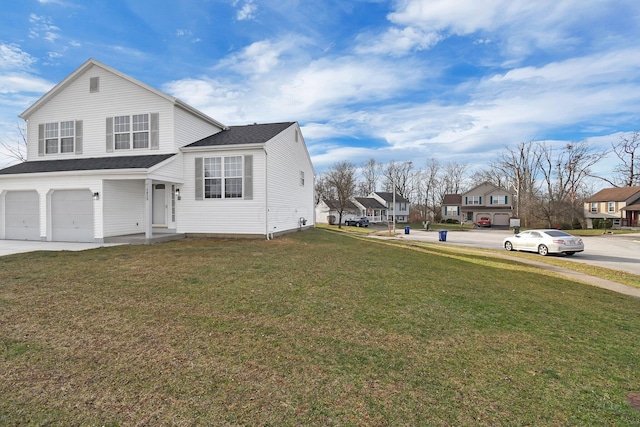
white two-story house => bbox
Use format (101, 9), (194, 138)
(0, 59), (315, 243)
(370, 192), (410, 223)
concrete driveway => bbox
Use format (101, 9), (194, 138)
(0, 240), (122, 257)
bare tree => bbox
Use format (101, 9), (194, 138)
(441, 161), (468, 195)
(414, 158), (441, 221)
(538, 140), (607, 227)
(496, 141), (542, 227)
(324, 161), (357, 228)
(608, 131), (640, 187)
(0, 124), (27, 163)
(314, 173), (335, 205)
(358, 158), (381, 196)
(382, 160), (415, 200)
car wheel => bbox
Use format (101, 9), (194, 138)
(538, 245), (549, 256)
(565, 251), (575, 256)
(504, 241), (513, 251)
(357, 223), (361, 227)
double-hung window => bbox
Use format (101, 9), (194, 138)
(44, 121), (75, 154)
(590, 202), (597, 213)
(114, 114), (150, 150)
(467, 196), (481, 205)
(45, 122), (59, 154)
(608, 201), (615, 213)
(204, 156), (243, 199)
(492, 195), (506, 205)
(114, 116), (130, 150)
(224, 156), (243, 198)
(132, 114), (149, 148)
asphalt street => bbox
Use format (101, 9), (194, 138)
(394, 227), (640, 276)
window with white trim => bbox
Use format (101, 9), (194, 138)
(467, 196), (481, 205)
(608, 201), (615, 213)
(492, 195), (506, 204)
(445, 206), (458, 216)
(114, 114), (149, 150)
(45, 121), (75, 154)
(590, 202), (597, 213)
(204, 156), (243, 199)
(300, 170), (305, 186)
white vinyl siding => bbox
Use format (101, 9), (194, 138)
(26, 64), (173, 160)
(265, 124), (315, 233)
(103, 180), (146, 237)
(180, 149), (266, 235)
(174, 106), (223, 150)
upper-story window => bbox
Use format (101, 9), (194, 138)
(114, 114), (149, 150)
(590, 202), (598, 213)
(300, 170), (305, 186)
(492, 195), (507, 204)
(45, 121), (75, 154)
(608, 201), (615, 213)
(467, 196), (481, 205)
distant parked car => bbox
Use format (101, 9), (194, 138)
(345, 217), (370, 227)
(477, 216), (492, 227)
(503, 229), (584, 256)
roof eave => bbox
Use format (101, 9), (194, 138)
(180, 143), (265, 152)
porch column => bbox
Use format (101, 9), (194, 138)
(145, 179), (153, 240)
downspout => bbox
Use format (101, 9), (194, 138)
(264, 147), (269, 240)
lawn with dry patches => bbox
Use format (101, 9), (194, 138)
(1, 229), (639, 426)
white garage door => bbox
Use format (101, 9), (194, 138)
(5, 191), (40, 240)
(493, 213), (510, 226)
(51, 190), (94, 242)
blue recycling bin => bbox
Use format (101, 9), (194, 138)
(438, 230), (447, 242)
(404, 226), (410, 234)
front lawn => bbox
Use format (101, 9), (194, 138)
(1, 229), (639, 425)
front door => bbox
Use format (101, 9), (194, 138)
(152, 184), (166, 226)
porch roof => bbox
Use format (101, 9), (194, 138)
(0, 154), (176, 175)
(620, 203), (640, 212)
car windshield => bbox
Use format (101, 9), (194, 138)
(544, 230), (572, 237)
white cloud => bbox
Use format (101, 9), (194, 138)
(0, 44), (37, 71)
(29, 14), (62, 42)
(235, 0), (258, 21)
(355, 26), (442, 56)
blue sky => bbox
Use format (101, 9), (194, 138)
(1, 0), (639, 179)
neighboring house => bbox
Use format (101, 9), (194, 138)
(442, 194), (462, 222)
(315, 199), (359, 224)
(370, 192), (410, 223)
(354, 197), (387, 223)
(584, 186), (640, 228)
(460, 182), (514, 226)
(0, 59), (315, 243)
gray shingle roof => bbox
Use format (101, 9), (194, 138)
(0, 154), (175, 175)
(186, 122), (295, 147)
(443, 194), (462, 205)
(375, 192), (410, 203)
(355, 197), (386, 209)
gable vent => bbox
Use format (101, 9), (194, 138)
(90, 77), (99, 93)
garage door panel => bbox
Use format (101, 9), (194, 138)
(51, 190), (94, 242)
(4, 191), (40, 240)
(493, 213), (510, 226)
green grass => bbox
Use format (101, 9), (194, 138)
(1, 229), (639, 426)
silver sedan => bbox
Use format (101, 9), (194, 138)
(503, 229), (584, 256)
